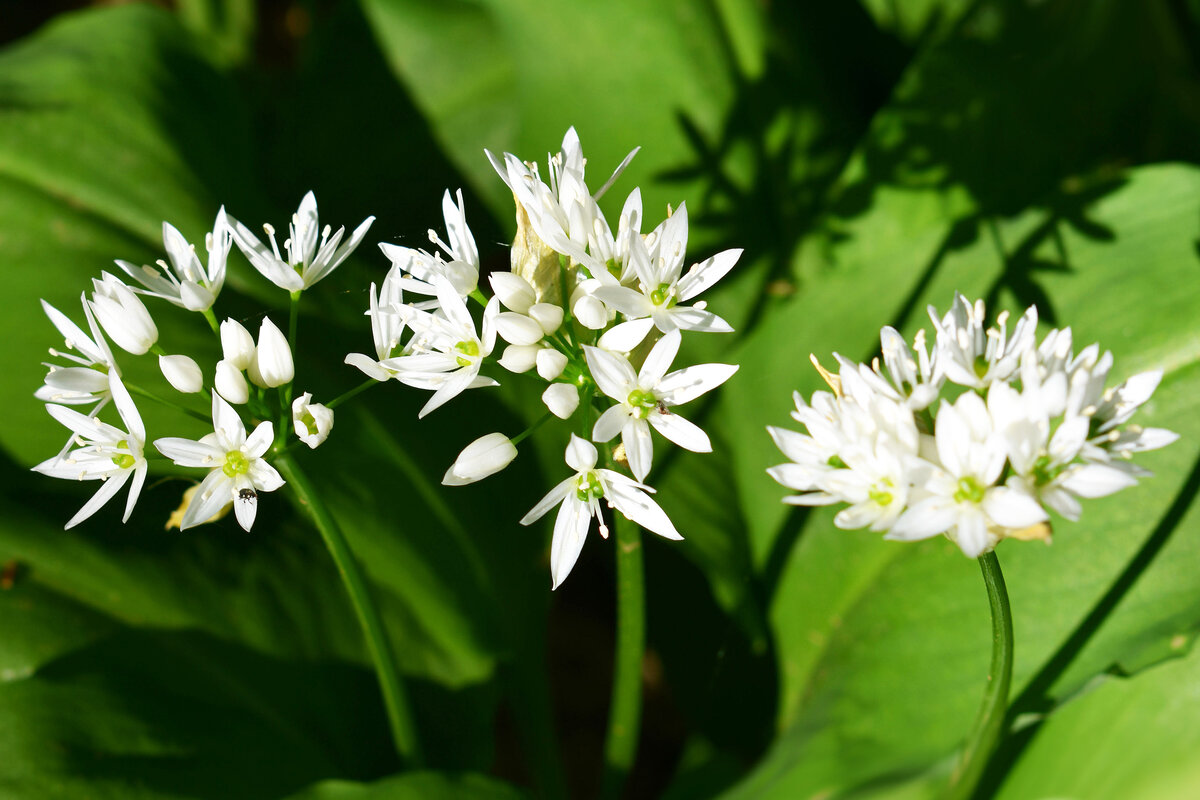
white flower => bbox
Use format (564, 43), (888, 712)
(215, 359), (249, 405)
(486, 127), (637, 276)
(221, 318), (256, 370)
(591, 204), (741, 334)
(345, 268), (411, 382)
(382, 278), (500, 418)
(154, 393), (284, 531)
(228, 191), (374, 291)
(490, 272), (537, 314)
(928, 293), (1037, 390)
(379, 189), (479, 298)
(520, 435), (680, 589)
(442, 433), (517, 486)
(36, 297), (118, 411)
(586, 329), (738, 481)
(889, 393), (1047, 557)
(32, 372), (147, 529)
(247, 317), (293, 389)
(292, 392), (334, 449)
(89, 272), (158, 355)
(543, 383), (580, 419)
(159, 354), (203, 394)
(115, 210), (230, 312)
(767, 365), (920, 531)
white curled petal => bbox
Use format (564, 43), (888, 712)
(606, 480), (682, 540)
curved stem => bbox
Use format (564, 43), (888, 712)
(600, 510), (645, 800)
(125, 382), (210, 423)
(273, 453), (423, 767)
(946, 550), (1013, 800)
(327, 378), (378, 410)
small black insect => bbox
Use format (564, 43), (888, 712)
(238, 488), (257, 501)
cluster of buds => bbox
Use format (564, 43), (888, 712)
(347, 129), (742, 588)
(768, 294), (1177, 557)
(33, 195), (368, 531)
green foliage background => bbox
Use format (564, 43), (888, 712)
(1, 1), (1198, 798)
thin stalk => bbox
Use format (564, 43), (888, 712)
(946, 550), (1013, 800)
(126, 382), (210, 423)
(273, 453), (423, 767)
(599, 510), (645, 800)
(202, 308), (220, 335)
(327, 378), (378, 409)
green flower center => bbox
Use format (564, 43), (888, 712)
(223, 450), (250, 478)
(649, 282), (673, 306)
(973, 355), (990, 379)
(454, 339), (480, 367)
(1031, 454), (1063, 486)
(110, 440), (135, 469)
(300, 411), (319, 436)
(606, 258), (622, 280)
(575, 471), (605, 502)
(627, 388), (658, 419)
(827, 454), (848, 469)
(953, 475), (987, 504)
(869, 478), (895, 506)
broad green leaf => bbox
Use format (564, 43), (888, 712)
(995, 643), (1200, 800)
(718, 161), (1200, 797)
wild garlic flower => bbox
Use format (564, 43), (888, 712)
(769, 295), (1176, 558)
(90, 272), (159, 355)
(36, 297), (118, 411)
(520, 435), (680, 589)
(292, 392), (334, 449)
(379, 189), (479, 298)
(33, 372), (147, 529)
(154, 394), (284, 531)
(227, 191), (374, 292)
(383, 278), (500, 418)
(586, 330), (738, 481)
(115, 210), (231, 312)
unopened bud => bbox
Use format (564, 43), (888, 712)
(158, 354), (203, 394)
(442, 432), (518, 486)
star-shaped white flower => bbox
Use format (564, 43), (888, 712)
(379, 188), (479, 298)
(115, 209), (231, 312)
(591, 204), (741, 334)
(520, 435), (681, 589)
(585, 329), (738, 481)
(36, 296), (119, 412)
(928, 293), (1037, 390)
(154, 394), (284, 531)
(889, 392), (1047, 557)
(33, 372), (147, 529)
(382, 277), (501, 417)
(227, 191), (374, 291)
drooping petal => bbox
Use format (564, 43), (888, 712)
(64, 470), (130, 529)
(606, 479), (682, 540)
(550, 497), (592, 590)
(181, 470), (233, 530)
(520, 477), (576, 525)
(648, 411), (711, 453)
(621, 419), (654, 482)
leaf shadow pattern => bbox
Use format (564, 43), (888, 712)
(759, 0), (1200, 603)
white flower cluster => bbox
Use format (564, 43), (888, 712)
(34, 194), (369, 530)
(768, 294), (1178, 558)
(348, 128), (741, 588)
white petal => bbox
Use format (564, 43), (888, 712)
(677, 248), (741, 301)
(154, 436), (224, 467)
(1059, 464), (1138, 498)
(669, 306), (734, 333)
(64, 470), (130, 529)
(520, 477), (575, 525)
(243, 421), (275, 459)
(656, 363), (738, 406)
(621, 419), (654, 482)
(607, 480), (682, 540)
(181, 470), (233, 530)
(887, 496), (957, 541)
(648, 411), (711, 452)
(639, 329), (681, 387)
(598, 318), (654, 353)
(550, 497), (591, 590)
(565, 433), (598, 472)
(593, 404), (628, 443)
(584, 346), (637, 402)
(982, 486), (1048, 527)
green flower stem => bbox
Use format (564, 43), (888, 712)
(273, 453), (423, 768)
(600, 511), (645, 800)
(202, 307), (220, 335)
(125, 382), (210, 423)
(946, 550), (1013, 800)
(327, 378), (378, 409)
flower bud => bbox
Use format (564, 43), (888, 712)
(214, 359), (249, 404)
(536, 348), (568, 381)
(221, 318), (255, 369)
(499, 344), (540, 373)
(528, 302), (564, 335)
(90, 273), (158, 354)
(292, 392), (334, 449)
(253, 317), (293, 388)
(496, 312), (545, 346)
(442, 432), (518, 486)
(489, 272), (536, 314)
(159, 354), (203, 394)
(573, 294), (608, 330)
(543, 383), (580, 419)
